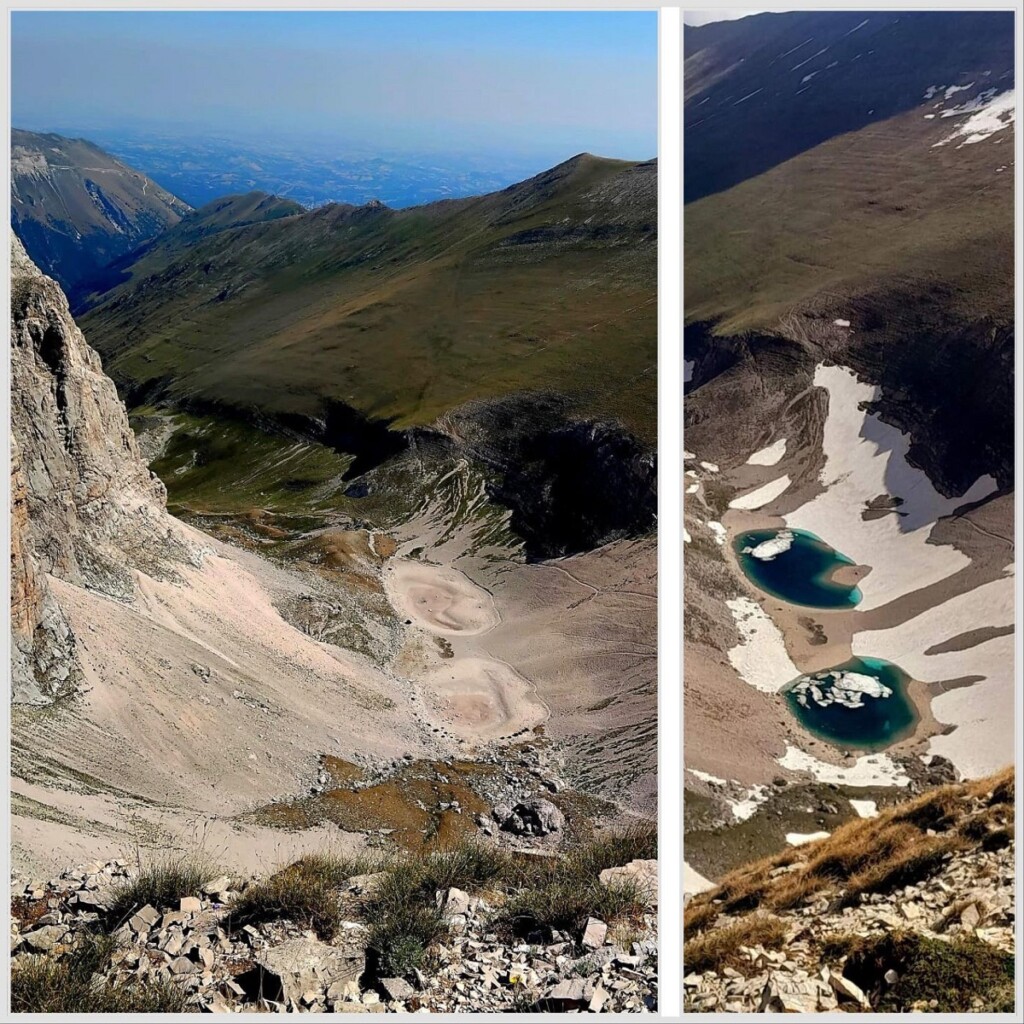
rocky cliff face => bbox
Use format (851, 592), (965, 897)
(9, 235), (193, 704)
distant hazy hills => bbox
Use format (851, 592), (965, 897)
(80, 153), (657, 443)
(11, 129), (191, 301)
(685, 9), (1014, 202)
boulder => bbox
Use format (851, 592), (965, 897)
(599, 859), (658, 907)
(236, 937), (365, 1006)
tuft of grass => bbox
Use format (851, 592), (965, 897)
(365, 900), (447, 980)
(841, 930), (1015, 1013)
(107, 853), (220, 926)
(11, 932), (191, 1013)
(684, 913), (788, 974)
(844, 835), (963, 903)
(683, 898), (720, 936)
(229, 852), (378, 939)
(492, 829), (654, 941)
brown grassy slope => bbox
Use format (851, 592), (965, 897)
(684, 767), (1015, 938)
(80, 154), (657, 442)
(684, 101), (1013, 334)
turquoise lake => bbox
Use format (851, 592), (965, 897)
(734, 528), (863, 609)
(782, 656), (917, 750)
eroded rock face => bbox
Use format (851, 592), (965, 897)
(9, 235), (194, 703)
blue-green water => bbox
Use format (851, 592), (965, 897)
(734, 528), (862, 609)
(783, 656), (917, 750)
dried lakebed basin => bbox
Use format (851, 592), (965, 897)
(384, 557), (549, 747)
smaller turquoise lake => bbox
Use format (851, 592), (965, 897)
(734, 528), (863, 609)
(782, 656), (917, 750)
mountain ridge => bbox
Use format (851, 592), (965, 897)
(12, 128), (191, 300)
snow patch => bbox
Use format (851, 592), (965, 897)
(729, 784), (770, 822)
(747, 438), (787, 466)
(853, 568), (1015, 779)
(849, 798), (879, 819)
(687, 768), (728, 786)
(779, 744), (911, 787)
(725, 597), (800, 694)
(784, 364), (997, 610)
(934, 89), (1015, 147)
(833, 318), (851, 327)
(729, 475), (792, 511)
(685, 862), (716, 896)
(707, 521), (727, 545)
(786, 831), (830, 847)
(700, 461), (719, 473)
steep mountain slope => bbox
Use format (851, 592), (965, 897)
(11, 129), (191, 300)
(79, 153), (657, 443)
(684, 9), (1014, 201)
(9, 236), (191, 704)
(683, 10), (1014, 896)
(9, 234), (657, 880)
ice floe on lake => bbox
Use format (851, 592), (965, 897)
(790, 670), (891, 710)
(742, 529), (794, 561)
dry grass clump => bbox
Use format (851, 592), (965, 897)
(229, 852), (380, 938)
(684, 913), (788, 974)
(107, 853), (222, 926)
(684, 769), (1014, 938)
(11, 933), (191, 1013)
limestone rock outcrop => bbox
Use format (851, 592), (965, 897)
(9, 235), (194, 703)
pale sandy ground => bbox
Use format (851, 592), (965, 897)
(11, 523), (440, 875)
(14, 481), (657, 873)
(459, 538), (658, 812)
(417, 657), (547, 745)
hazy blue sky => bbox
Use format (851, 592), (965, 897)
(12, 11), (656, 163)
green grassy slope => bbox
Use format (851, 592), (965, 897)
(82, 154), (657, 442)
